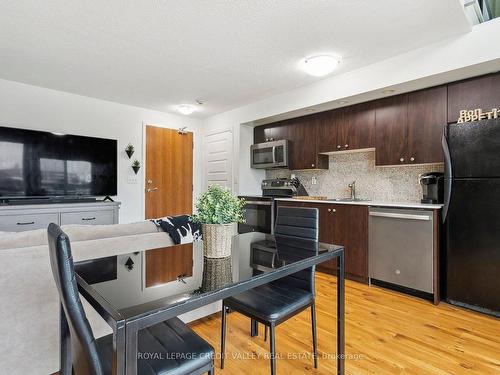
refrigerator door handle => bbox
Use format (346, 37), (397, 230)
(442, 133), (453, 223)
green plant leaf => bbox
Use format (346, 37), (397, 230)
(191, 185), (245, 224)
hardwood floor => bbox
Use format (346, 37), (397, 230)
(190, 273), (500, 375)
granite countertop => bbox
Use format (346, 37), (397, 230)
(275, 197), (443, 210)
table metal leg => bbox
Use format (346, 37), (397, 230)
(59, 303), (72, 375)
(250, 318), (259, 337)
(337, 251), (345, 375)
(113, 321), (126, 375)
(125, 321), (139, 375)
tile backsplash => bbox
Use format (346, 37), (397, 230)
(266, 151), (444, 202)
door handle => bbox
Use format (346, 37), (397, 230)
(17, 221), (35, 226)
(369, 212), (430, 221)
(245, 201), (272, 206)
(442, 133), (452, 223)
(81, 217), (96, 221)
(147, 187), (158, 192)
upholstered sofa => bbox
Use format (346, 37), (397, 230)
(0, 221), (218, 375)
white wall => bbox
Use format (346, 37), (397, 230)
(0, 79), (203, 223)
(203, 19), (500, 196)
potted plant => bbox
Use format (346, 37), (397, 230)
(192, 185), (245, 258)
(131, 159), (141, 174)
(125, 143), (135, 158)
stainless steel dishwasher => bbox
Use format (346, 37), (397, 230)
(369, 207), (434, 293)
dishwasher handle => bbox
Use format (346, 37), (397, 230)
(369, 211), (430, 221)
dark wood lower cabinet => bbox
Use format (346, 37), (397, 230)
(277, 201), (368, 283)
(333, 204), (368, 283)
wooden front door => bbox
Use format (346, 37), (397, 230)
(145, 125), (193, 219)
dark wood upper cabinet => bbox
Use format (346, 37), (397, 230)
(253, 125), (267, 143)
(340, 101), (375, 151)
(272, 122), (289, 141)
(448, 72), (500, 123)
(407, 86), (447, 164)
(317, 109), (342, 153)
(317, 103), (375, 153)
(375, 94), (408, 166)
(254, 122), (289, 143)
(288, 115), (328, 170)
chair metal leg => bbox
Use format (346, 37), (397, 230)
(208, 368), (214, 375)
(311, 303), (318, 369)
(269, 323), (277, 375)
(221, 304), (227, 369)
(264, 325), (268, 342)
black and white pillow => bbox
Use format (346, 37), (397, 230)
(152, 215), (202, 245)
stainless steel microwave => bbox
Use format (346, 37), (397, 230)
(250, 140), (289, 169)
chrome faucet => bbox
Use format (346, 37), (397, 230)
(348, 181), (356, 200)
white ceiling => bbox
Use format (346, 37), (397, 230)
(0, 0), (470, 118)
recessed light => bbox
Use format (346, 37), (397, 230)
(305, 108), (316, 112)
(382, 89), (396, 94)
(300, 55), (340, 77)
(338, 100), (349, 105)
(176, 104), (196, 115)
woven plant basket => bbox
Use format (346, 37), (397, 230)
(202, 223), (234, 258)
(201, 256), (233, 292)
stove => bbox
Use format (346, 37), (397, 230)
(238, 178), (307, 234)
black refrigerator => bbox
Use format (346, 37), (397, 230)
(443, 118), (500, 317)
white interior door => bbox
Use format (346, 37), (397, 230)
(203, 129), (233, 191)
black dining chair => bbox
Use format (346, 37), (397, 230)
(47, 223), (215, 375)
(221, 206), (319, 374)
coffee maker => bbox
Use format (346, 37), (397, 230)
(419, 172), (444, 204)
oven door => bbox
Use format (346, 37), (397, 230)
(238, 200), (274, 234)
(251, 140), (288, 169)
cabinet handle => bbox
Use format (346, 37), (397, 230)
(410, 157), (415, 162)
(82, 217), (96, 221)
(345, 144), (349, 148)
(400, 157), (405, 162)
(311, 163), (315, 167)
(328, 208), (336, 213)
(337, 145), (341, 149)
(17, 221), (35, 226)
(265, 138), (269, 142)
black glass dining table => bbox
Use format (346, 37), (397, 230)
(66, 232), (345, 374)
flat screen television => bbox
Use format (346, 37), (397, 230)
(0, 126), (117, 201)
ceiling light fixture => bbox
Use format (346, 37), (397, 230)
(300, 55), (340, 77)
(338, 100), (349, 105)
(382, 89), (396, 94)
(176, 104), (196, 115)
